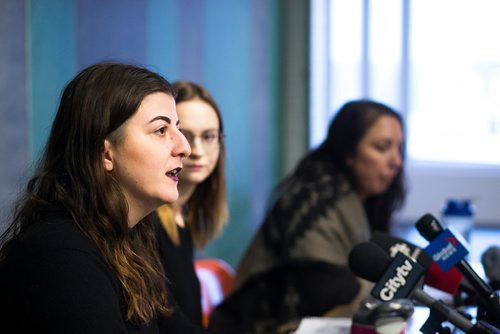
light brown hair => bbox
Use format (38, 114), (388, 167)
(158, 81), (228, 248)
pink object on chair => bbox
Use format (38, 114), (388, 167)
(194, 258), (235, 329)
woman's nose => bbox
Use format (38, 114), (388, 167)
(174, 130), (191, 159)
(390, 149), (402, 169)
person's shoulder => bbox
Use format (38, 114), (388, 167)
(9, 209), (100, 260)
(289, 159), (350, 195)
(28, 212), (83, 241)
(0, 209), (116, 291)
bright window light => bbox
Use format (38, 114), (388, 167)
(310, 0), (500, 225)
(409, 0), (500, 165)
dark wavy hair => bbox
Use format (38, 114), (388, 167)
(0, 62), (175, 323)
(305, 99), (406, 231)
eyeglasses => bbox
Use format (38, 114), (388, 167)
(180, 129), (221, 151)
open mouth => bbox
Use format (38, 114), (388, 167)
(166, 167), (182, 180)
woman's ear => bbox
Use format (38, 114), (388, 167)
(103, 139), (114, 171)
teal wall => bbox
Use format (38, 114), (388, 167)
(0, 0), (29, 225)
(0, 0), (311, 268)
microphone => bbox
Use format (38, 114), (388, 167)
(371, 232), (463, 295)
(481, 246), (500, 291)
(349, 241), (474, 333)
(373, 299), (414, 334)
(415, 213), (500, 324)
(351, 299), (414, 334)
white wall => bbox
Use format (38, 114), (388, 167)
(396, 161), (500, 226)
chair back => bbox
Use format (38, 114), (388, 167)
(195, 258), (235, 328)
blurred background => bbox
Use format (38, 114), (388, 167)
(1, 0), (500, 267)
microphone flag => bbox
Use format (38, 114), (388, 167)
(371, 252), (425, 301)
(424, 228), (469, 272)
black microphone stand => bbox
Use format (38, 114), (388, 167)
(469, 321), (500, 334)
(477, 290), (500, 327)
(420, 308), (452, 334)
(420, 310), (499, 334)
(457, 263), (500, 326)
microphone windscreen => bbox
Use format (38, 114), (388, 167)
(481, 246), (500, 289)
(348, 242), (390, 282)
(415, 213), (443, 241)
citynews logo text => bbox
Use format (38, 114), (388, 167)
(379, 259), (413, 301)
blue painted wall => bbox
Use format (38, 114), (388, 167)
(0, 0), (29, 225)
(30, 0), (76, 159)
(0, 0), (286, 267)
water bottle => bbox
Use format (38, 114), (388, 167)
(441, 199), (474, 243)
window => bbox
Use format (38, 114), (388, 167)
(410, 0), (500, 165)
(310, 0), (500, 225)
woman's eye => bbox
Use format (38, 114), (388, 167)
(203, 133), (218, 142)
(180, 130), (193, 142)
(374, 143), (389, 152)
(155, 126), (167, 135)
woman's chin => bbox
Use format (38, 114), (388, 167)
(157, 192), (179, 206)
(181, 175), (208, 186)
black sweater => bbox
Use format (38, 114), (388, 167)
(154, 215), (203, 327)
(0, 211), (201, 334)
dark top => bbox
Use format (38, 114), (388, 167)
(154, 214), (203, 327)
(0, 209), (201, 334)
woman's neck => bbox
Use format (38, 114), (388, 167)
(177, 181), (196, 207)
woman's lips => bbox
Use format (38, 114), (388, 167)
(166, 167), (182, 181)
(185, 164), (204, 172)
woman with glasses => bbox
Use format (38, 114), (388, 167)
(153, 81), (228, 329)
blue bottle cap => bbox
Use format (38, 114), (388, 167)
(442, 199), (474, 216)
